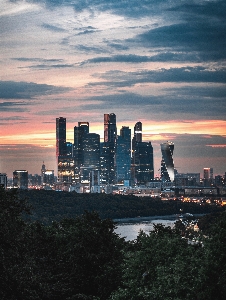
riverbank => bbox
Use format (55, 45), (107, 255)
(113, 213), (205, 223)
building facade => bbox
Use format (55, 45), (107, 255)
(161, 141), (175, 182)
(115, 126), (131, 183)
(13, 170), (28, 189)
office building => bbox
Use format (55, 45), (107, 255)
(203, 167), (213, 187)
(0, 173), (7, 189)
(43, 170), (55, 186)
(104, 113), (117, 144)
(103, 113), (117, 183)
(56, 117), (74, 182)
(132, 141), (154, 185)
(13, 170), (28, 189)
(161, 141), (175, 182)
(73, 122), (89, 182)
(132, 121), (142, 150)
(56, 117), (66, 157)
(80, 133), (100, 183)
(115, 126), (131, 183)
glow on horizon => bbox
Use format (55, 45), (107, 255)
(0, 119), (225, 146)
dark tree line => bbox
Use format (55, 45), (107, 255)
(18, 189), (224, 224)
(1, 187), (226, 299)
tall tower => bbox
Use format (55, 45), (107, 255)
(104, 113), (117, 143)
(56, 117), (74, 183)
(161, 141), (174, 182)
(103, 113), (117, 184)
(73, 122), (89, 182)
(132, 121), (142, 148)
(116, 126), (131, 183)
(132, 141), (154, 185)
(56, 117), (66, 157)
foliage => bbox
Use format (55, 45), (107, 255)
(19, 190), (224, 224)
(1, 187), (226, 299)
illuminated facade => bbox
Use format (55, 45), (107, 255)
(132, 141), (154, 185)
(115, 126), (131, 183)
(80, 133), (100, 183)
(103, 113), (117, 183)
(56, 117), (66, 157)
(132, 121), (142, 150)
(0, 173), (7, 189)
(13, 170), (28, 189)
(56, 117), (74, 182)
(161, 141), (175, 182)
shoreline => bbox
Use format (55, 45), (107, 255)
(113, 213), (205, 224)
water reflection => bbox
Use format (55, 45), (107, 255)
(115, 219), (176, 241)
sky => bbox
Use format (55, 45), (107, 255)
(0, 0), (226, 178)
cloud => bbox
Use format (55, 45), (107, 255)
(12, 57), (64, 62)
(0, 101), (29, 112)
(89, 67), (226, 88)
(41, 23), (66, 32)
(0, 81), (71, 99)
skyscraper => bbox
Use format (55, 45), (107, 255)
(132, 121), (142, 150)
(116, 126), (131, 183)
(56, 117), (66, 157)
(104, 113), (117, 143)
(13, 170), (28, 189)
(161, 141), (175, 182)
(56, 117), (74, 182)
(73, 122), (89, 182)
(132, 141), (154, 185)
(103, 113), (117, 183)
(203, 167), (213, 186)
(80, 133), (100, 183)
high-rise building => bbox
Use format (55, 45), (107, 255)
(104, 113), (117, 143)
(56, 117), (66, 157)
(80, 133), (100, 183)
(43, 170), (55, 186)
(160, 141), (175, 182)
(132, 141), (154, 185)
(0, 173), (7, 189)
(132, 121), (142, 150)
(13, 170), (28, 189)
(103, 113), (117, 184)
(78, 121), (89, 134)
(115, 126), (131, 183)
(83, 133), (100, 168)
(73, 122), (89, 182)
(203, 167), (213, 186)
(56, 117), (74, 183)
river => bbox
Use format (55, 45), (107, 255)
(114, 215), (184, 241)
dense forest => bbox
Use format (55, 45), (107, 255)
(18, 189), (224, 224)
(1, 188), (226, 299)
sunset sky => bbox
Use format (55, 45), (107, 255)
(1, 0), (226, 178)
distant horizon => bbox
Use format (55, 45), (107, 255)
(1, 0), (225, 177)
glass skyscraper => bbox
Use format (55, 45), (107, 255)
(56, 117), (66, 157)
(103, 113), (117, 183)
(115, 126), (131, 183)
(161, 141), (175, 182)
(56, 117), (74, 183)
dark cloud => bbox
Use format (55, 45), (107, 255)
(77, 29), (99, 35)
(76, 45), (107, 54)
(41, 23), (66, 32)
(12, 58), (75, 70)
(0, 101), (29, 112)
(77, 88), (225, 119)
(12, 58), (64, 63)
(25, 64), (75, 70)
(106, 42), (129, 51)
(136, 21), (226, 60)
(89, 67), (226, 88)
(0, 81), (71, 99)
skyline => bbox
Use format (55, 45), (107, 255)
(1, 0), (226, 177)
